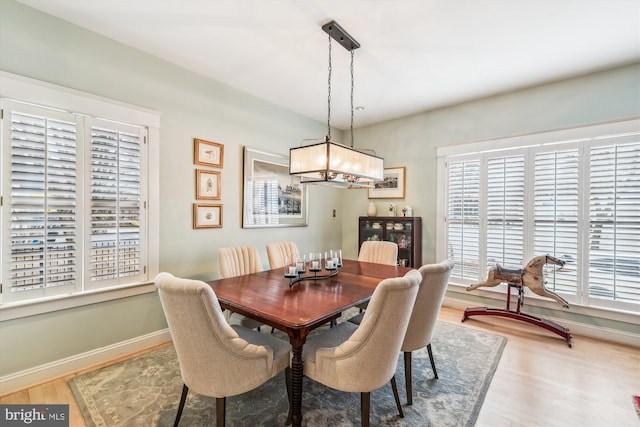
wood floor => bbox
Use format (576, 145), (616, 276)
(2, 306), (638, 426)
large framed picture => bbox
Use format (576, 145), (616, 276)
(193, 203), (222, 228)
(368, 166), (406, 199)
(242, 146), (308, 228)
(194, 138), (224, 168)
(196, 169), (221, 200)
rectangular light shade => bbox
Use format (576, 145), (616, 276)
(289, 141), (384, 187)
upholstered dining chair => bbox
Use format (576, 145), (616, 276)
(266, 241), (300, 269)
(302, 269), (421, 427)
(218, 245), (264, 278)
(356, 240), (399, 312)
(358, 240), (398, 266)
(401, 259), (454, 404)
(154, 272), (291, 427)
(217, 245), (264, 329)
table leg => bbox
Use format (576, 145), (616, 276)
(290, 344), (304, 427)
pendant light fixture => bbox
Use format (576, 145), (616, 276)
(289, 21), (384, 188)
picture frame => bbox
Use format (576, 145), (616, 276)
(194, 138), (224, 168)
(193, 203), (222, 228)
(368, 166), (406, 199)
(242, 146), (308, 228)
(196, 169), (221, 200)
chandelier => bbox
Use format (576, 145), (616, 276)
(289, 21), (384, 188)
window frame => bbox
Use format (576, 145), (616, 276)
(0, 72), (160, 321)
(436, 118), (640, 317)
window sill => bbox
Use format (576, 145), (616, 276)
(0, 282), (157, 322)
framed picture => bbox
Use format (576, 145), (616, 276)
(196, 169), (221, 200)
(193, 203), (222, 228)
(194, 138), (224, 168)
(368, 166), (406, 199)
(242, 146), (308, 228)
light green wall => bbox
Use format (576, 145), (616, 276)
(1, 0), (638, 378)
(0, 0), (343, 377)
(341, 62), (640, 335)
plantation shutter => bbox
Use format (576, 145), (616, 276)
(486, 155), (525, 270)
(87, 119), (146, 288)
(2, 102), (82, 302)
(589, 139), (640, 303)
(533, 149), (580, 296)
(447, 160), (480, 280)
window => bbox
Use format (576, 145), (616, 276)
(438, 119), (640, 312)
(1, 73), (158, 313)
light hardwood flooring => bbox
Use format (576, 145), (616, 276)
(2, 306), (638, 426)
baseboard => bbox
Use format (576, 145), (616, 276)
(444, 297), (639, 347)
(0, 328), (171, 396)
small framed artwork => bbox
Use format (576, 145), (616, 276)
(196, 169), (221, 200)
(194, 138), (224, 168)
(193, 203), (222, 228)
(368, 166), (406, 199)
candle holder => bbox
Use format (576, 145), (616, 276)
(285, 251), (340, 287)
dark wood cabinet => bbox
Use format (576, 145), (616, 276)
(358, 216), (422, 268)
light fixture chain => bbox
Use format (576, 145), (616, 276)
(350, 49), (355, 148)
(327, 31), (332, 141)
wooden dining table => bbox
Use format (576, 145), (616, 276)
(207, 258), (412, 427)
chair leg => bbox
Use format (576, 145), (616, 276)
(216, 397), (226, 427)
(174, 384), (189, 427)
(404, 351), (413, 405)
(427, 343), (438, 379)
(360, 392), (370, 427)
(285, 367), (292, 425)
(390, 375), (404, 418)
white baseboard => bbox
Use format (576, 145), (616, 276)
(0, 328), (171, 396)
(444, 297), (640, 347)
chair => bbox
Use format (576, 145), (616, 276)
(356, 241), (399, 311)
(218, 246), (264, 329)
(218, 245), (263, 278)
(358, 240), (398, 266)
(154, 272), (291, 427)
(302, 269), (421, 426)
(401, 260), (454, 404)
(266, 241), (300, 269)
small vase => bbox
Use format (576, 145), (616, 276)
(367, 201), (377, 216)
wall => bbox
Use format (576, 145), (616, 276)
(341, 62), (640, 338)
(0, 0), (343, 379)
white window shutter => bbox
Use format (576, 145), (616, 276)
(87, 119), (146, 288)
(3, 103), (81, 302)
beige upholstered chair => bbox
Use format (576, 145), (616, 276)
(218, 245), (264, 278)
(217, 246), (264, 329)
(266, 241), (300, 269)
(401, 260), (454, 404)
(154, 273), (291, 427)
(302, 270), (421, 426)
(358, 240), (398, 266)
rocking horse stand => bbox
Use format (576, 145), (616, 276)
(462, 255), (572, 347)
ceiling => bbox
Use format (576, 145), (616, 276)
(17, 0), (640, 130)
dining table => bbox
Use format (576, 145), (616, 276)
(207, 258), (412, 427)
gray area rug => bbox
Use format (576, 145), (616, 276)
(68, 321), (506, 426)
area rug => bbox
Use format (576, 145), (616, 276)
(68, 321), (506, 426)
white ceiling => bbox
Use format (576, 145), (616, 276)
(17, 0), (640, 130)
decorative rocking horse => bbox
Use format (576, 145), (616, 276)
(462, 254), (572, 347)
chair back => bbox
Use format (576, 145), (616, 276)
(358, 240), (398, 266)
(402, 260), (454, 351)
(218, 246), (263, 278)
(266, 241), (300, 269)
(155, 272), (277, 397)
(318, 269), (420, 392)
